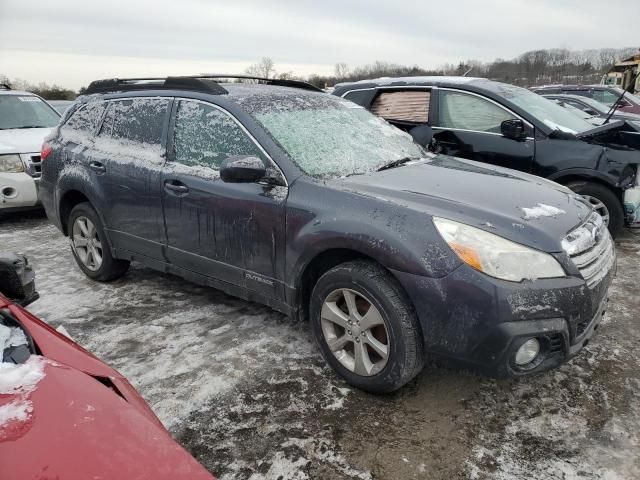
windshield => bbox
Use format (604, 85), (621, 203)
(608, 88), (640, 106)
(571, 96), (609, 114)
(553, 100), (600, 122)
(489, 83), (595, 134)
(239, 92), (425, 178)
(0, 95), (60, 130)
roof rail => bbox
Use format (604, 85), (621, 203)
(84, 75), (322, 96)
(197, 74), (322, 92)
(0, 83), (11, 90)
(84, 77), (229, 95)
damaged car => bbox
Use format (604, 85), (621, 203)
(40, 76), (615, 392)
(0, 253), (215, 480)
(333, 77), (640, 237)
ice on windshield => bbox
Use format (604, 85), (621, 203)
(238, 92), (425, 178)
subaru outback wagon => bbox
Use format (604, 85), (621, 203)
(40, 76), (615, 392)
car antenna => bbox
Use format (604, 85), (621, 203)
(603, 70), (640, 124)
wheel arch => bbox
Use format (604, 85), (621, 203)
(550, 172), (624, 203)
(294, 248), (420, 325)
(59, 189), (91, 235)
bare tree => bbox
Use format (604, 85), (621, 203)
(245, 57), (276, 78)
(334, 63), (350, 80)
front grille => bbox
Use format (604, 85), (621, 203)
(26, 155), (42, 179)
(563, 212), (616, 289)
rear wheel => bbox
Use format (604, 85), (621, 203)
(310, 260), (424, 393)
(566, 181), (624, 238)
(68, 202), (129, 281)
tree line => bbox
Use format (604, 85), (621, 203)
(248, 47), (638, 88)
(2, 47), (637, 97)
(0, 74), (76, 100)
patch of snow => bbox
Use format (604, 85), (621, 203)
(0, 400), (33, 427)
(520, 203), (566, 220)
(0, 356), (46, 433)
(0, 324), (27, 351)
(0, 356), (46, 395)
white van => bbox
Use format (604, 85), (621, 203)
(0, 85), (61, 214)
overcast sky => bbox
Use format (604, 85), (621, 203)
(0, 0), (638, 90)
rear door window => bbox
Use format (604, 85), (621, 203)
(99, 98), (169, 146)
(370, 91), (430, 123)
(437, 91), (516, 133)
(172, 100), (266, 171)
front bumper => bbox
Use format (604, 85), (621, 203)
(391, 258), (615, 378)
(0, 172), (40, 211)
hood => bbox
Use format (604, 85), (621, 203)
(0, 128), (52, 155)
(337, 154), (592, 252)
(1, 360), (214, 480)
(577, 119), (640, 150)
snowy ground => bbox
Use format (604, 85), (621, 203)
(1, 211), (639, 480)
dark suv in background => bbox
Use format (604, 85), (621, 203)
(40, 76), (614, 392)
(333, 77), (640, 236)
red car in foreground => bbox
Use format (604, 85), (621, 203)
(0, 253), (214, 480)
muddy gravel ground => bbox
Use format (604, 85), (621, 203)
(1, 211), (639, 480)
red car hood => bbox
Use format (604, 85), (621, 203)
(0, 296), (214, 480)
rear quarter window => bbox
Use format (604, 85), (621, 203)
(61, 101), (107, 142)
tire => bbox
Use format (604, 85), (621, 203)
(566, 181), (624, 238)
(68, 202), (129, 281)
(310, 260), (424, 393)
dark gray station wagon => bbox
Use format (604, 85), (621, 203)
(40, 76), (615, 392)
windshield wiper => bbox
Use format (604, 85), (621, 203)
(12, 125), (49, 129)
(376, 157), (418, 172)
(604, 71), (640, 124)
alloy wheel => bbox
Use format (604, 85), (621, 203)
(71, 216), (103, 272)
(582, 195), (610, 226)
(320, 288), (390, 376)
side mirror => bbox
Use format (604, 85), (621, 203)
(0, 253), (39, 307)
(409, 124), (433, 147)
(501, 119), (527, 141)
(220, 155), (266, 183)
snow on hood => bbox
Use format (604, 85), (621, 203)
(520, 203), (567, 220)
(0, 324), (46, 435)
(0, 128), (52, 155)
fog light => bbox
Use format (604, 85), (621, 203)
(515, 338), (540, 366)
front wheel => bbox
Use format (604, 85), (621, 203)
(310, 260), (424, 393)
(68, 202), (130, 281)
(566, 181), (624, 238)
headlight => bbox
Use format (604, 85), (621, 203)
(0, 154), (25, 173)
(433, 217), (566, 282)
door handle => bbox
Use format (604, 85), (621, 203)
(164, 180), (189, 195)
(89, 161), (106, 174)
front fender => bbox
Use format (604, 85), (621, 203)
(285, 180), (462, 286)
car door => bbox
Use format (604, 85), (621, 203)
(431, 89), (535, 172)
(90, 97), (170, 260)
(161, 99), (287, 301)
